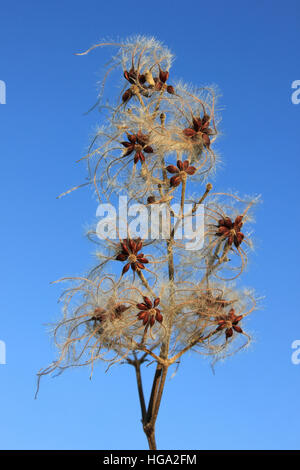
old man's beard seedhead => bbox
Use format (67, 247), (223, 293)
(37, 36), (260, 449)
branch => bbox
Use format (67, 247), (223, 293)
(137, 270), (156, 297)
(146, 363), (164, 422)
(132, 340), (167, 366)
(151, 366), (168, 423)
(134, 357), (147, 422)
(169, 330), (218, 364)
(127, 353), (147, 422)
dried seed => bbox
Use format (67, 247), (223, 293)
(137, 303), (148, 311)
(234, 215), (244, 227)
(166, 165), (179, 174)
(192, 117), (202, 131)
(128, 239), (136, 252)
(122, 263), (130, 275)
(182, 160), (189, 170)
(226, 328), (233, 338)
(136, 240), (143, 252)
(183, 128), (197, 137)
(122, 89), (133, 103)
(116, 253), (128, 261)
(121, 141), (133, 148)
(185, 166), (196, 175)
(147, 196), (156, 204)
(156, 311), (163, 323)
(170, 175), (181, 187)
(159, 69), (169, 83)
(138, 74), (146, 84)
(143, 296), (152, 308)
(177, 160), (183, 170)
(128, 134), (137, 144)
(233, 325), (243, 333)
(136, 262), (145, 270)
(121, 242), (130, 254)
(202, 133), (210, 147)
(138, 311), (148, 319)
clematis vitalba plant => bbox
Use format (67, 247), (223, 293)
(37, 36), (260, 450)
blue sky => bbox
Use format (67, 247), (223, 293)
(0, 0), (299, 450)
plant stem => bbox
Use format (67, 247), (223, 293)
(134, 360), (147, 421)
(143, 365), (168, 450)
(136, 115), (190, 450)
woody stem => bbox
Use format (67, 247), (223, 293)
(144, 164), (190, 448)
(134, 359), (147, 421)
(143, 363), (168, 450)
(141, 151), (177, 449)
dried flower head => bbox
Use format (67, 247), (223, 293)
(166, 159), (197, 187)
(216, 215), (245, 248)
(153, 67), (175, 95)
(121, 131), (154, 164)
(137, 296), (162, 326)
(183, 113), (214, 147)
(116, 238), (149, 275)
(216, 308), (243, 339)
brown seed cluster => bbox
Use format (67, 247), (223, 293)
(122, 64), (174, 103)
(124, 67), (146, 85)
(183, 114), (213, 147)
(91, 304), (129, 323)
(122, 66), (150, 103)
(116, 238), (149, 275)
(153, 67), (175, 95)
(147, 195), (156, 204)
(216, 215), (244, 248)
(199, 291), (228, 312)
(137, 296), (163, 327)
(121, 131), (154, 164)
(166, 160), (197, 187)
(216, 308), (243, 339)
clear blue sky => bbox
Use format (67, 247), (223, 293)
(0, 0), (299, 450)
